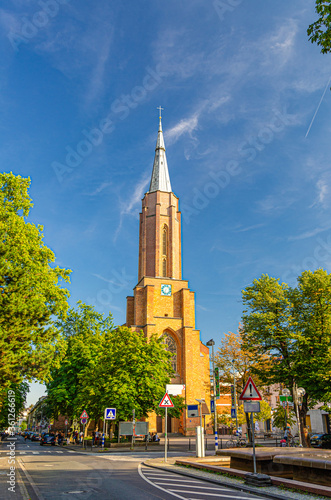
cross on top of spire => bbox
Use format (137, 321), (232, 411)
(149, 108), (172, 193)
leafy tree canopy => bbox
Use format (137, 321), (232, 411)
(45, 303), (176, 425)
(0, 173), (71, 408)
(308, 1), (331, 54)
(0, 382), (29, 430)
(241, 269), (331, 445)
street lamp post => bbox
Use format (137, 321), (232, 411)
(232, 359), (239, 434)
(206, 339), (218, 452)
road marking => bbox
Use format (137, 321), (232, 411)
(18, 459), (46, 500)
(32, 452), (40, 455)
(55, 451), (64, 453)
(138, 464), (187, 499)
(16, 467), (30, 500)
(169, 492), (263, 499)
(158, 483), (229, 491)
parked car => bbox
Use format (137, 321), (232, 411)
(40, 434), (56, 446)
(31, 433), (41, 442)
(310, 433), (331, 449)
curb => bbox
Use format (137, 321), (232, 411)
(141, 460), (305, 500)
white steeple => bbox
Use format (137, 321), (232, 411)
(149, 109), (172, 193)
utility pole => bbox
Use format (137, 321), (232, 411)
(232, 359), (239, 433)
(206, 339), (218, 451)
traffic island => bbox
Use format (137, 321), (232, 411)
(273, 452), (331, 486)
(216, 446), (317, 477)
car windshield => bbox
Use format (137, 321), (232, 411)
(311, 434), (323, 439)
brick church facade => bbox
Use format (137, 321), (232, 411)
(126, 114), (211, 436)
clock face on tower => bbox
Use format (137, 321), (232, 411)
(161, 284), (172, 296)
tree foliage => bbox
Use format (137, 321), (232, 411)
(241, 270), (331, 446)
(307, 1), (331, 54)
(45, 303), (176, 425)
(0, 382), (29, 430)
(0, 172), (71, 406)
(272, 403), (296, 430)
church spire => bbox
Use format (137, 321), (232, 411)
(149, 108), (172, 193)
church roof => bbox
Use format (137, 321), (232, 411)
(149, 115), (172, 193)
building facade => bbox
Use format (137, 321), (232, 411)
(126, 115), (211, 435)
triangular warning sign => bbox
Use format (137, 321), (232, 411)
(159, 392), (174, 408)
(239, 376), (262, 401)
(80, 410), (89, 419)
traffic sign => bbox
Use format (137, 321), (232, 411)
(244, 401), (261, 413)
(187, 404), (199, 417)
(81, 418), (87, 424)
(80, 410), (89, 419)
(64, 419), (68, 426)
(159, 392), (174, 408)
(231, 408), (237, 418)
(210, 400), (215, 413)
(239, 376), (262, 401)
(105, 408), (116, 420)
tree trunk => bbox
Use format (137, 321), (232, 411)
(299, 398), (310, 448)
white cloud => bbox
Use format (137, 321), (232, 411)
(288, 224), (331, 241)
(165, 113), (199, 145)
(317, 179), (328, 204)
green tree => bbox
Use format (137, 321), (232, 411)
(272, 403), (296, 430)
(307, 1), (331, 54)
(0, 382), (29, 430)
(0, 172), (70, 408)
(78, 326), (174, 422)
(215, 329), (271, 441)
(241, 270), (331, 446)
(46, 304), (176, 427)
(45, 302), (110, 424)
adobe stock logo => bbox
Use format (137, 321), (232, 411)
(7, 0), (71, 52)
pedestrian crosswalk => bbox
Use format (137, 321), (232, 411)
(139, 466), (265, 500)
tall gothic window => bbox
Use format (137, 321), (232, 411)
(162, 331), (177, 373)
(162, 225), (168, 277)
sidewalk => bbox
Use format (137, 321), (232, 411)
(143, 455), (331, 500)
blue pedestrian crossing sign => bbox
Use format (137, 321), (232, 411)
(105, 408), (116, 420)
(210, 400), (215, 413)
(231, 408), (237, 418)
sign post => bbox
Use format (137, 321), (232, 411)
(80, 411), (89, 449)
(239, 377), (262, 477)
(159, 392), (174, 463)
(103, 408), (116, 448)
(64, 419), (68, 438)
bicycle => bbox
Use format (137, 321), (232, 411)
(225, 436), (247, 448)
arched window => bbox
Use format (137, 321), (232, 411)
(162, 332), (177, 373)
(162, 225), (168, 256)
(162, 225), (168, 277)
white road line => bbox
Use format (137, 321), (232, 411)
(149, 478), (203, 483)
(170, 492), (263, 500)
(32, 452), (40, 455)
(55, 451), (64, 453)
(16, 466), (30, 500)
(138, 464), (187, 499)
(18, 459), (46, 500)
(157, 484), (228, 491)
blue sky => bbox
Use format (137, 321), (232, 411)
(1, 1), (331, 405)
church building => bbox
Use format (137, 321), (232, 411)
(126, 113), (211, 436)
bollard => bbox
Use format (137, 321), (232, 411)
(189, 438), (191, 451)
(220, 438), (222, 449)
(167, 438), (170, 451)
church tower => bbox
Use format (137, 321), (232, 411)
(126, 113), (211, 436)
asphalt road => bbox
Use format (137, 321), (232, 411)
(0, 437), (267, 500)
